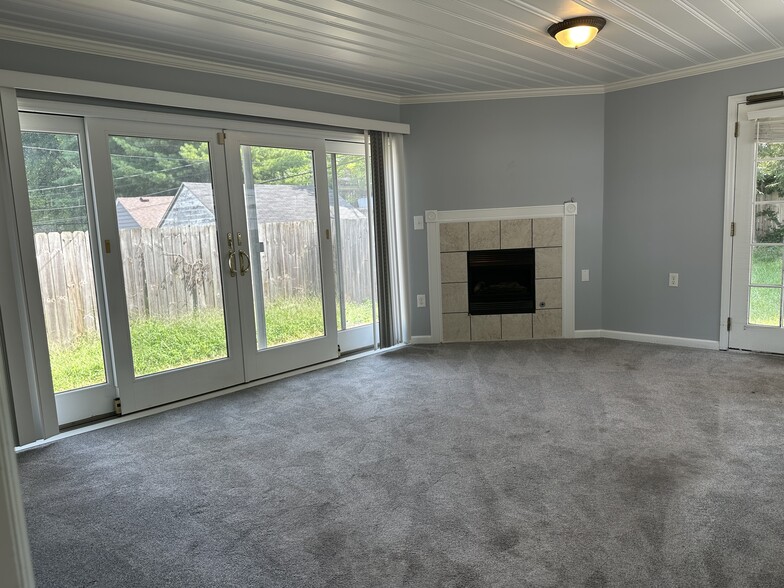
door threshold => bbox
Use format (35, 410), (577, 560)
(58, 412), (116, 433)
(16, 342), (407, 453)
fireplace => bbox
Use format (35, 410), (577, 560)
(467, 248), (535, 315)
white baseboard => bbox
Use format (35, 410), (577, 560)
(598, 329), (720, 350)
(574, 329), (602, 339)
(410, 335), (438, 345)
(414, 329), (719, 350)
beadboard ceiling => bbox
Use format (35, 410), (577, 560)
(0, 0), (782, 104)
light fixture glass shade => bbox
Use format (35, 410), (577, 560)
(547, 16), (606, 49)
(554, 26), (598, 48)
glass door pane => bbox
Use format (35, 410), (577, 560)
(327, 151), (374, 331)
(748, 133), (784, 327)
(107, 135), (230, 377)
(21, 129), (108, 393)
(239, 144), (326, 348)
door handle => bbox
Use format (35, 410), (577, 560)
(227, 232), (237, 277)
(236, 232), (250, 276)
(239, 249), (250, 276)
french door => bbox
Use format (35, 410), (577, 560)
(15, 113), (372, 426)
(729, 100), (784, 353)
(86, 120), (247, 414)
(223, 132), (339, 380)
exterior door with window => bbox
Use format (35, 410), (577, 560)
(223, 132), (339, 380)
(729, 100), (784, 353)
(14, 112), (376, 427)
(86, 120), (245, 414)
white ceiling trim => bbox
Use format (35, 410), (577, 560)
(400, 46), (784, 103)
(602, 46), (784, 93)
(1, 24), (783, 106)
(0, 24), (401, 105)
(399, 84), (605, 104)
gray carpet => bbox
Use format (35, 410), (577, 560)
(16, 339), (784, 587)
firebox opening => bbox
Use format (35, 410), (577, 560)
(467, 248), (535, 315)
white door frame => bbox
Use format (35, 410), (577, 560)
(0, 87), (59, 442)
(720, 86), (784, 351)
(0, 338), (34, 588)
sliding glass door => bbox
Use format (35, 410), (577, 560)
(18, 114), (116, 425)
(327, 142), (376, 352)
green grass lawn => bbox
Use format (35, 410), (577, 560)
(49, 297), (374, 393)
(750, 247), (783, 326)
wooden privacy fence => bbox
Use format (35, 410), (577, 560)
(35, 220), (372, 345)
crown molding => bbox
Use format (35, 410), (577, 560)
(1, 24), (783, 107)
(403, 46), (784, 104)
(602, 46), (784, 93)
(399, 84), (605, 104)
(0, 24), (401, 105)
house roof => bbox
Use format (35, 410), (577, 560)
(116, 196), (175, 229)
(174, 183), (366, 223)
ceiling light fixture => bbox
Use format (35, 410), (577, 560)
(547, 16), (606, 49)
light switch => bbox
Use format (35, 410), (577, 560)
(413, 216), (424, 230)
(581, 269), (589, 282)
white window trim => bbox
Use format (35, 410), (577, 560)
(0, 69), (410, 135)
(424, 203), (577, 343)
(18, 99), (370, 144)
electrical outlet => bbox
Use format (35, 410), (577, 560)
(581, 269), (589, 282)
(416, 294), (426, 308)
(413, 216), (424, 230)
(669, 273), (679, 287)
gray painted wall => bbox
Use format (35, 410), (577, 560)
(603, 58), (784, 341)
(3, 39), (782, 342)
(0, 40), (400, 122)
(401, 95), (605, 336)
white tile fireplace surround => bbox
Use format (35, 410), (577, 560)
(425, 203), (576, 343)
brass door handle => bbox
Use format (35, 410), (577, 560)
(228, 250), (237, 277)
(227, 232), (237, 277)
(239, 249), (250, 276)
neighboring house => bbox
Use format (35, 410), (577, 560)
(160, 182), (365, 227)
(115, 196), (175, 229)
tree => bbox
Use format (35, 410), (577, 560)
(109, 137), (211, 198)
(754, 141), (784, 243)
(181, 143), (314, 185)
(330, 153), (368, 206)
(22, 131), (89, 232)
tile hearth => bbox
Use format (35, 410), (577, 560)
(440, 218), (563, 343)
